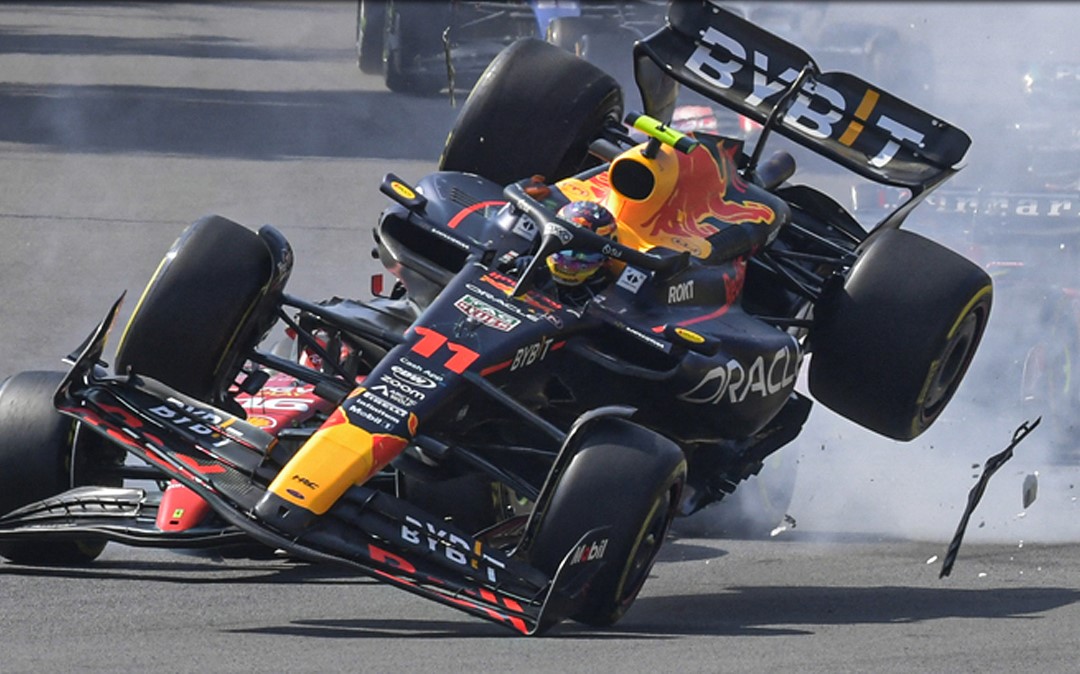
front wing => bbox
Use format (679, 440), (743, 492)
(0, 485), (251, 549)
(15, 298), (607, 635)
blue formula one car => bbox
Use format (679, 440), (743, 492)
(1, 2), (989, 634)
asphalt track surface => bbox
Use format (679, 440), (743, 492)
(3, 3), (1080, 672)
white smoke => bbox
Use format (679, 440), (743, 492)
(663, 3), (1080, 545)
(783, 2), (1080, 544)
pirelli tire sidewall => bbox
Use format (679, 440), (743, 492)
(113, 215), (274, 405)
(808, 228), (993, 441)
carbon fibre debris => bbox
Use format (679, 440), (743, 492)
(939, 418), (1041, 578)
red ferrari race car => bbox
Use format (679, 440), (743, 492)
(0, 3), (990, 634)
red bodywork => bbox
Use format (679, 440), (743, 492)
(156, 355), (338, 531)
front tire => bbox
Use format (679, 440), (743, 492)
(114, 215), (277, 406)
(547, 18), (638, 102)
(439, 38), (623, 186)
(809, 229), (992, 440)
(527, 417), (685, 626)
(0, 371), (122, 565)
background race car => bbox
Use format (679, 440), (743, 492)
(356, 0), (666, 96)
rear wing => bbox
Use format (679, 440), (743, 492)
(633, 1), (971, 194)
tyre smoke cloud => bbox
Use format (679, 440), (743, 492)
(626, 2), (1080, 544)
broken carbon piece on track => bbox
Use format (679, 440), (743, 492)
(939, 418), (1042, 578)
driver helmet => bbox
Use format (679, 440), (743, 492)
(546, 201), (618, 286)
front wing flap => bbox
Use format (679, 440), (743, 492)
(0, 485), (250, 549)
(44, 298), (606, 634)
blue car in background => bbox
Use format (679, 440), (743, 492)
(356, 0), (665, 96)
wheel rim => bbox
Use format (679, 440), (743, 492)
(616, 487), (675, 608)
(923, 307), (983, 418)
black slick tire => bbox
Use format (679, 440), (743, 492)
(113, 215), (273, 405)
(809, 228), (993, 440)
(0, 371), (121, 565)
(528, 417), (685, 626)
(439, 38), (622, 186)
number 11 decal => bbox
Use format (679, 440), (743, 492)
(410, 326), (480, 374)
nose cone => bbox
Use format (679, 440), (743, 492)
(265, 403), (410, 516)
